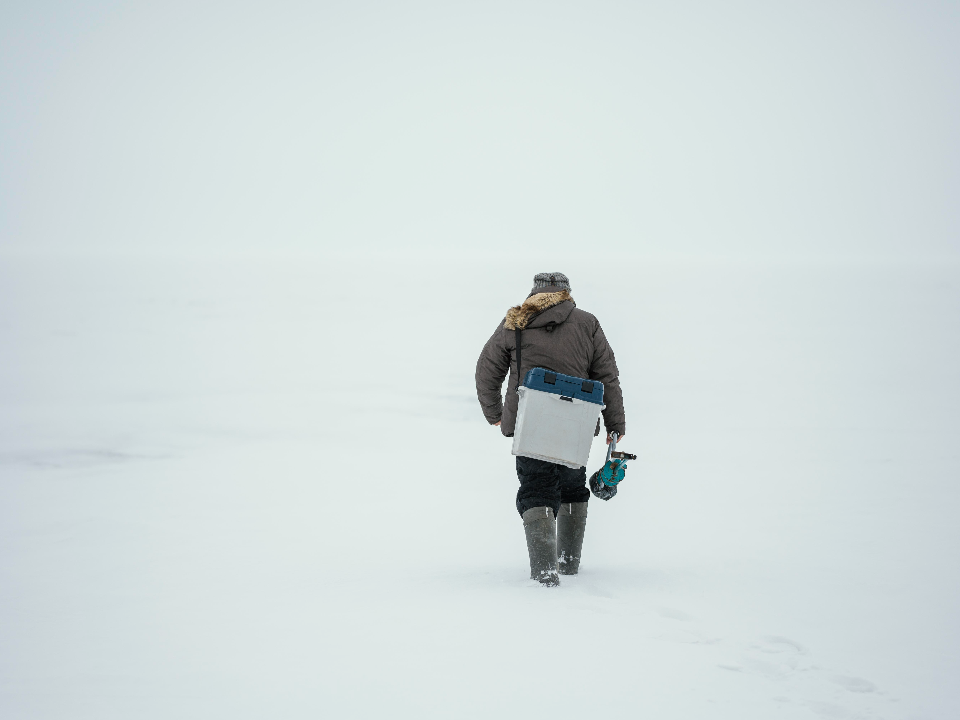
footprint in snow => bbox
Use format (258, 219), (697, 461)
(753, 635), (807, 655)
(724, 637), (885, 717)
(831, 675), (877, 693)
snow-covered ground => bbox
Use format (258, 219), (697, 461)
(1, 256), (958, 719)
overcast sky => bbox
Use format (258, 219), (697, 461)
(1, 1), (958, 261)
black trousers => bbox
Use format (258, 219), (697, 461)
(516, 456), (591, 517)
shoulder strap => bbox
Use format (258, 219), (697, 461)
(515, 327), (522, 388)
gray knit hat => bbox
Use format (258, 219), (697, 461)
(532, 272), (570, 292)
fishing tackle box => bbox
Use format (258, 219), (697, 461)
(511, 368), (605, 469)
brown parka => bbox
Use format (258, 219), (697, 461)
(475, 286), (626, 438)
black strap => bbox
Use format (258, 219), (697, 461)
(515, 327), (522, 388)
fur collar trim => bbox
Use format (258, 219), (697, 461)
(504, 290), (573, 330)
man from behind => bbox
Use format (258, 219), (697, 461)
(475, 272), (626, 586)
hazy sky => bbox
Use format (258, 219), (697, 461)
(1, 1), (958, 260)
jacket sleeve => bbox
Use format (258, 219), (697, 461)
(589, 323), (626, 437)
(475, 322), (511, 425)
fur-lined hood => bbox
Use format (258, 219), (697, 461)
(504, 290), (574, 330)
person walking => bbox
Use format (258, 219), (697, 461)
(475, 272), (626, 586)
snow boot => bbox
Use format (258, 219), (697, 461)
(522, 506), (560, 587)
(557, 502), (588, 575)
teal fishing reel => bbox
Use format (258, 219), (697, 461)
(589, 432), (637, 501)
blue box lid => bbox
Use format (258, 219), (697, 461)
(522, 367), (604, 405)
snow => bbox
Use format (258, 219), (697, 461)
(1, 255), (958, 719)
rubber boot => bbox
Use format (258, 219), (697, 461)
(557, 502), (588, 575)
(522, 506), (560, 587)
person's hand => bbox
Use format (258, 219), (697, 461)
(494, 421), (501, 427)
(606, 433), (624, 445)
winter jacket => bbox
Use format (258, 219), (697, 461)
(475, 286), (626, 438)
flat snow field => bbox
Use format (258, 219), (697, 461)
(1, 256), (958, 719)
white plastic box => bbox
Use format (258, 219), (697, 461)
(511, 368), (605, 469)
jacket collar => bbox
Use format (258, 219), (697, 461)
(504, 290), (574, 330)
